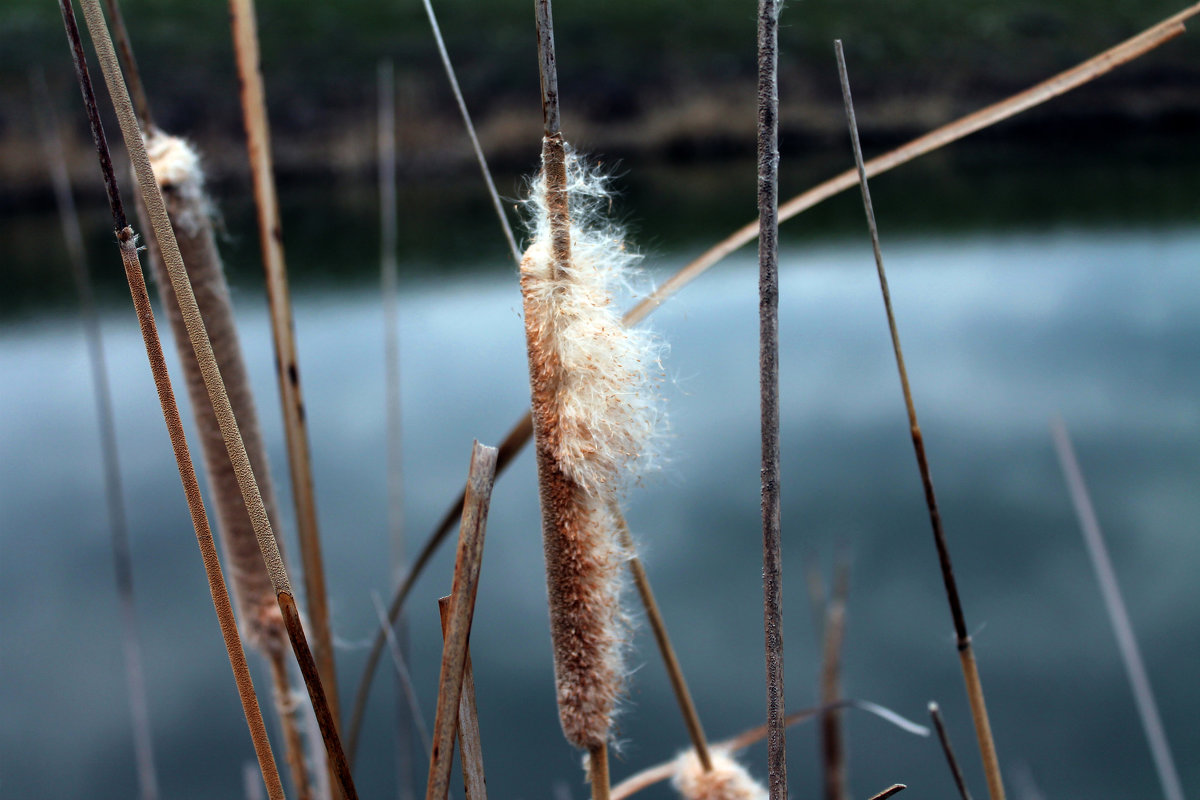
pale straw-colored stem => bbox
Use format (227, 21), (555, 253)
(229, 0), (339, 735)
(589, 744), (611, 800)
(76, 1), (356, 796)
(1050, 420), (1184, 800)
(56, 3), (283, 795)
(371, 593), (432, 762)
(353, 1), (1197, 731)
(425, 443), (497, 800)
(835, 39), (1003, 800)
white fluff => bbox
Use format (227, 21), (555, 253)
(671, 748), (769, 800)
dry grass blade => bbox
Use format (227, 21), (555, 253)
(438, 596), (487, 800)
(229, 0), (339, 731)
(820, 563), (849, 800)
(75, 1), (357, 796)
(929, 702), (973, 800)
(1050, 419), (1184, 800)
(354, 2), (1199, 734)
(835, 39), (1004, 800)
(615, 513), (712, 771)
(371, 592), (433, 761)
(866, 786), (906, 800)
(756, 2), (786, 800)
(31, 69), (161, 800)
(56, 5), (283, 796)
(425, 442), (498, 800)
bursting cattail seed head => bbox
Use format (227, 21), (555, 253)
(671, 748), (768, 800)
(521, 143), (663, 750)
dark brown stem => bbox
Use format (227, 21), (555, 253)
(267, 652), (312, 800)
(867, 786), (906, 800)
(58, 3), (283, 796)
(757, 2), (786, 800)
(425, 443), (498, 800)
(929, 702), (973, 800)
(437, 597), (487, 800)
(820, 563), (849, 800)
(834, 39), (1003, 800)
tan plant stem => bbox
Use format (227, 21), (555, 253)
(76, 2), (357, 797)
(31, 70), (161, 800)
(929, 702), (973, 800)
(353, 2), (1197, 727)
(56, 5), (283, 795)
(268, 651), (313, 800)
(100, 0), (153, 132)
(614, 513), (712, 771)
(229, 0), (339, 733)
(834, 40), (1003, 800)
(866, 786), (906, 800)
(820, 564), (849, 800)
(589, 744), (611, 800)
(756, 2), (786, 799)
(437, 597), (487, 800)
(425, 443), (497, 800)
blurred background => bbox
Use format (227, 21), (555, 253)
(2, 1), (1198, 798)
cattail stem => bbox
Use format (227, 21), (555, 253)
(56, 5), (283, 795)
(834, 39), (1003, 800)
(372, 593), (433, 762)
(614, 514), (712, 771)
(229, 0), (339, 735)
(76, 1), (357, 796)
(426, 443), (497, 800)
(31, 70), (161, 800)
(929, 702), (973, 800)
(589, 744), (611, 800)
(819, 564), (849, 800)
(268, 653), (313, 800)
(437, 597), (488, 800)
(756, 2), (787, 799)
(99, 0), (153, 131)
(1050, 420), (1184, 800)
(352, 5), (1195, 716)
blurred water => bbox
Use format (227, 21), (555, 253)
(2, 153), (1199, 799)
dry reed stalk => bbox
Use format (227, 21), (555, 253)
(1050, 420), (1184, 800)
(75, 2), (357, 796)
(229, 0), (339, 735)
(56, 4), (283, 795)
(437, 597), (487, 800)
(866, 786), (906, 800)
(928, 702), (973, 800)
(755, 3), (786, 800)
(357, 0), (1200, 744)
(378, 57), (415, 800)
(425, 443), (497, 800)
(372, 593), (433, 761)
(31, 70), (161, 800)
(819, 564), (849, 800)
(834, 40), (1004, 800)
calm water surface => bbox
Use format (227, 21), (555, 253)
(2, 144), (1198, 798)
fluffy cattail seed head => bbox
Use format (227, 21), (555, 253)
(671, 748), (768, 800)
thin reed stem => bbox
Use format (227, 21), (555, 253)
(614, 513), (712, 770)
(929, 702), (973, 800)
(756, 3), (786, 799)
(535, 0), (569, 282)
(100, 0), (153, 131)
(867, 786), (906, 800)
(268, 652), (313, 800)
(437, 597), (487, 800)
(57, 4), (282, 795)
(834, 40), (1003, 800)
(1050, 420), (1184, 800)
(422, 0), (520, 263)
(426, 443), (498, 800)
(372, 593), (433, 762)
(379, 58), (415, 800)
(820, 563), (849, 800)
(32, 70), (160, 800)
(75, 2), (356, 796)
(229, 0), (339, 734)
(352, 3), (1197, 723)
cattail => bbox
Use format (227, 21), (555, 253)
(520, 144), (661, 751)
(672, 748), (768, 800)
(138, 130), (289, 655)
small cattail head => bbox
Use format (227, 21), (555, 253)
(142, 131), (211, 235)
(671, 748), (768, 800)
